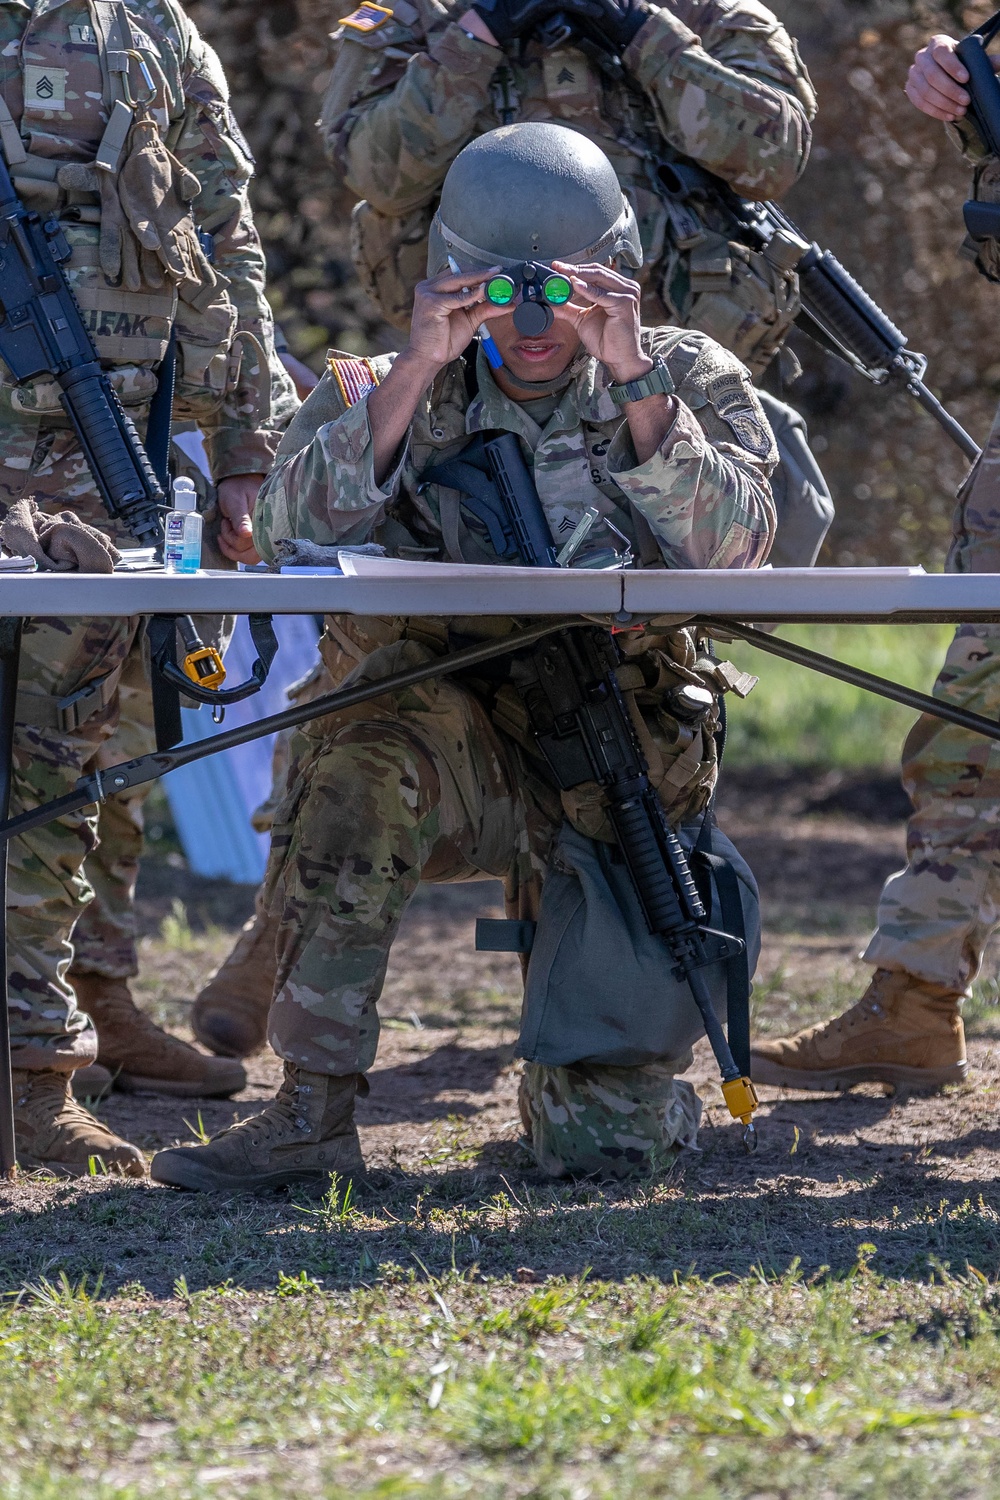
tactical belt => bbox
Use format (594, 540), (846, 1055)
(15, 660), (125, 734)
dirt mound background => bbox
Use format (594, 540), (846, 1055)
(183, 0), (999, 565)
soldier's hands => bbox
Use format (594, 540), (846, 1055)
(405, 268), (505, 377)
(217, 475), (264, 564)
(906, 35), (977, 121)
(575, 0), (650, 52)
(468, 0), (564, 45)
(551, 262), (652, 386)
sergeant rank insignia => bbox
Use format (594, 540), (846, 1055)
(327, 354), (380, 406)
(339, 2), (393, 30)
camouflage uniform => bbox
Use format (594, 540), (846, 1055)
(853, 120), (1000, 993)
(251, 329), (775, 1173)
(322, 0), (814, 349)
(862, 400), (1000, 991)
(3, 0), (295, 1071)
(320, 0), (829, 566)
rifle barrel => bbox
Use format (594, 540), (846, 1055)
(899, 370), (981, 464)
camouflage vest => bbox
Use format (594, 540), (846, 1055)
(0, 0), (235, 417)
(310, 350), (758, 829)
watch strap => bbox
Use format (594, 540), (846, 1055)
(608, 355), (676, 406)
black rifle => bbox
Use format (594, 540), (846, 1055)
(955, 11), (1000, 263)
(0, 143), (166, 549)
(480, 434), (761, 1144)
(657, 161), (982, 464)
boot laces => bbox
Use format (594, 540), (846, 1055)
(215, 1068), (309, 1150)
(15, 1072), (117, 1140)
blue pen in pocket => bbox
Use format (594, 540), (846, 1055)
(448, 255), (503, 370)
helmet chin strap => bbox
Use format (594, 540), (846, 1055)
(497, 365), (575, 397)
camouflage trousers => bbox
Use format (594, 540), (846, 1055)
(69, 649), (157, 981)
(864, 398), (1000, 991)
(265, 638), (704, 1176)
(7, 612), (148, 1070)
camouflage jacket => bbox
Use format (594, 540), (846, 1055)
(255, 325), (775, 568)
(321, 0), (816, 369)
(255, 325), (775, 822)
(0, 0), (295, 479)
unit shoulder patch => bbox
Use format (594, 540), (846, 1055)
(339, 3), (394, 32)
(327, 353), (381, 407)
(721, 405), (773, 458)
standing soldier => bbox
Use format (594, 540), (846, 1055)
(752, 33), (1000, 1095)
(2, 0), (294, 1174)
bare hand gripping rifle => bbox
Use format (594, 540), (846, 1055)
(657, 160), (982, 465)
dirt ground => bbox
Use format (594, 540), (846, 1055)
(3, 768), (999, 1291)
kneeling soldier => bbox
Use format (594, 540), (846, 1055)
(151, 123), (776, 1191)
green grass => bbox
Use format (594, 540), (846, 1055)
(723, 624), (955, 768)
(1, 1267), (1000, 1497)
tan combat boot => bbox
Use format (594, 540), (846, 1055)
(73, 974), (246, 1098)
(13, 1069), (145, 1177)
(751, 967), (968, 1091)
(149, 1063), (365, 1192)
(71, 1063), (114, 1100)
(190, 907), (280, 1058)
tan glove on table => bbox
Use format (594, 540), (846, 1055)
(0, 499), (122, 573)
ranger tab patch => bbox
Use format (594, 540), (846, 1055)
(339, 3), (393, 31)
(328, 354), (380, 407)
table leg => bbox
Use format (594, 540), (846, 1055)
(0, 617), (22, 1180)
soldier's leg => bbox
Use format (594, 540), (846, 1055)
(864, 628), (1000, 988)
(519, 1059), (702, 1179)
(9, 611), (145, 1174)
(151, 652), (530, 1191)
(3, 423), (151, 1172)
(191, 658), (333, 1059)
(752, 403), (1000, 1092)
(68, 640), (245, 1097)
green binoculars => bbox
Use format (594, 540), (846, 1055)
(484, 263), (573, 308)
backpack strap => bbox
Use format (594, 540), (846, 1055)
(88, 1), (138, 174)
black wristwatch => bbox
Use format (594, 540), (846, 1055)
(608, 355), (676, 406)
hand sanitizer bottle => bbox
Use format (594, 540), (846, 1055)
(163, 476), (202, 574)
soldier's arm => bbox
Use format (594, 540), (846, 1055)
(605, 331), (776, 569)
(253, 356), (403, 563)
(322, 10), (500, 214)
(169, 31), (297, 480)
(626, 0), (816, 200)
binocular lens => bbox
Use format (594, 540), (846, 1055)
(485, 275), (517, 306)
(542, 273), (573, 305)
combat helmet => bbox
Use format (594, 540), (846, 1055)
(428, 122), (642, 279)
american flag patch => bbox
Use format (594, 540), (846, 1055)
(339, 2), (392, 31)
(328, 355), (380, 407)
